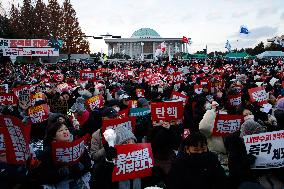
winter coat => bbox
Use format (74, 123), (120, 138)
(274, 109), (284, 130)
(199, 109), (227, 154)
(90, 129), (105, 163)
(168, 151), (227, 189)
(30, 146), (92, 186)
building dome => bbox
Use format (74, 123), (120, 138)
(131, 28), (161, 38)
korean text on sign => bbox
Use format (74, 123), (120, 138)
(112, 143), (154, 182)
(248, 86), (268, 105)
(28, 104), (49, 124)
(52, 136), (86, 165)
(0, 115), (31, 164)
(244, 130), (284, 169)
(151, 101), (183, 122)
(212, 114), (244, 137)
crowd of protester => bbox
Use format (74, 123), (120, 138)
(0, 57), (284, 189)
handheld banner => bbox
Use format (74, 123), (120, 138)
(52, 136), (86, 165)
(244, 130), (284, 169)
(85, 95), (104, 111)
(228, 94), (242, 107)
(0, 93), (17, 106)
(0, 115), (31, 164)
(136, 89), (145, 98)
(248, 86), (268, 105)
(129, 108), (151, 117)
(28, 104), (49, 124)
(112, 143), (154, 182)
(171, 91), (188, 106)
(212, 114), (244, 137)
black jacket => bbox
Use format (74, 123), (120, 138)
(30, 146), (91, 185)
(168, 151), (227, 189)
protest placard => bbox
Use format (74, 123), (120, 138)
(85, 95), (104, 111)
(0, 93), (17, 106)
(212, 114), (244, 137)
(112, 143), (154, 182)
(129, 108), (151, 117)
(244, 130), (284, 169)
(248, 86), (268, 105)
(28, 104), (49, 124)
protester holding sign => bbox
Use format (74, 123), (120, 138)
(30, 122), (91, 187)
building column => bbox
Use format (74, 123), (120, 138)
(130, 42), (133, 59)
(153, 42), (155, 59)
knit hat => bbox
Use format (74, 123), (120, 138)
(276, 98), (284, 111)
(114, 125), (136, 145)
(240, 119), (267, 138)
(137, 98), (149, 107)
(101, 107), (118, 118)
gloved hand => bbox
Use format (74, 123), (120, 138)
(104, 143), (117, 161)
(58, 166), (70, 177)
(103, 129), (116, 147)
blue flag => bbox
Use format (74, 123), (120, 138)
(240, 26), (249, 34)
(225, 40), (231, 51)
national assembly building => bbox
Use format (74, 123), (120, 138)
(104, 28), (187, 59)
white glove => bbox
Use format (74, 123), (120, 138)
(103, 129), (116, 147)
(72, 118), (80, 130)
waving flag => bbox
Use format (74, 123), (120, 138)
(225, 40), (231, 51)
(240, 26), (249, 34)
(182, 36), (192, 45)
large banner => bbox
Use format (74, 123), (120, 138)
(0, 93), (17, 106)
(112, 143), (154, 182)
(151, 101), (183, 125)
(3, 48), (59, 57)
(244, 130), (284, 169)
(0, 38), (50, 48)
(212, 114), (244, 137)
(28, 104), (49, 124)
(85, 95), (104, 111)
(171, 91), (188, 106)
(0, 115), (31, 164)
(248, 86), (268, 105)
(52, 136), (86, 165)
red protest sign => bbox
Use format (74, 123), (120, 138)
(80, 70), (96, 81)
(13, 85), (31, 97)
(102, 116), (136, 134)
(151, 101), (184, 122)
(136, 89), (145, 98)
(209, 80), (224, 93)
(30, 92), (45, 106)
(0, 93), (17, 106)
(212, 114), (244, 137)
(53, 74), (64, 82)
(112, 143), (154, 182)
(172, 72), (184, 84)
(194, 84), (203, 94)
(85, 95), (104, 111)
(165, 65), (175, 75)
(248, 86), (268, 105)
(0, 115), (31, 164)
(228, 94), (242, 107)
(52, 136), (86, 165)
(28, 104), (49, 124)
(171, 91), (188, 106)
